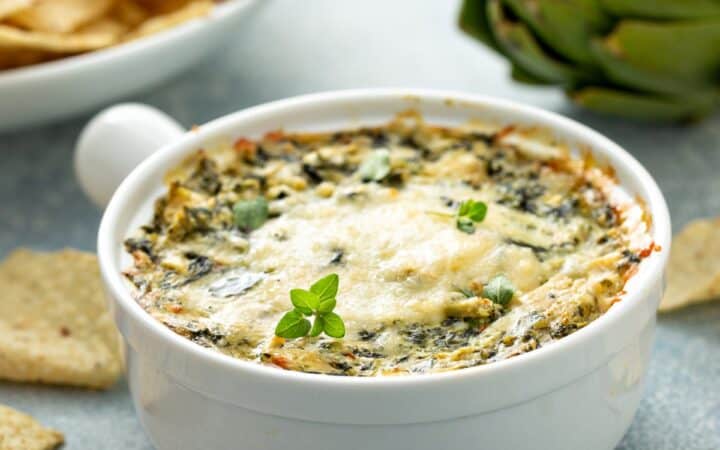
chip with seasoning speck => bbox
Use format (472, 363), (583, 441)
(0, 248), (123, 389)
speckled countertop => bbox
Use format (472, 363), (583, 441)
(1, 1), (718, 449)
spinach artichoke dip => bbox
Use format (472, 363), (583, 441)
(123, 112), (654, 376)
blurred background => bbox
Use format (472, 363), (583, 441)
(0, 1), (718, 449)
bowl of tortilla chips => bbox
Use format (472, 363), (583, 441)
(0, 0), (260, 133)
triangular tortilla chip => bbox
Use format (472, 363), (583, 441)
(126, 0), (212, 40)
(0, 0), (33, 20)
(133, 0), (191, 15)
(660, 218), (720, 311)
(110, 0), (149, 28)
(0, 23), (116, 52)
(0, 249), (123, 389)
(76, 16), (129, 41)
(0, 404), (63, 450)
(7, 0), (113, 33)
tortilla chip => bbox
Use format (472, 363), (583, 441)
(0, 405), (63, 450)
(7, 0), (114, 33)
(126, 0), (212, 40)
(110, 0), (149, 28)
(134, 0), (191, 14)
(660, 218), (720, 311)
(0, 249), (123, 389)
(76, 16), (129, 41)
(0, 0), (216, 70)
(0, 23), (117, 52)
(0, 0), (33, 20)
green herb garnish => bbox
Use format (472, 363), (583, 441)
(427, 199), (488, 234)
(233, 197), (268, 232)
(275, 273), (346, 339)
(357, 149), (391, 182)
(456, 199), (487, 234)
(483, 275), (515, 306)
(274, 309), (311, 338)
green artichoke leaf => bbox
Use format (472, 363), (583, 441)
(600, 0), (720, 20)
(571, 86), (719, 121)
(459, 0), (499, 50)
(502, 0), (611, 66)
(486, 0), (585, 84)
(592, 18), (720, 96)
(510, 64), (557, 85)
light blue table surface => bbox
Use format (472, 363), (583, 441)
(1, 1), (718, 449)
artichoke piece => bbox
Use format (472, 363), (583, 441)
(571, 87), (718, 121)
(502, 0), (611, 65)
(459, 0), (497, 48)
(592, 18), (720, 96)
(600, 0), (720, 20)
(510, 64), (556, 85)
(460, 0), (720, 120)
(486, 0), (583, 83)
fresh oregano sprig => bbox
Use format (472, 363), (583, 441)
(456, 199), (488, 234)
(275, 273), (346, 339)
(426, 199), (488, 234)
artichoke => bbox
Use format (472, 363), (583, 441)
(459, 0), (720, 121)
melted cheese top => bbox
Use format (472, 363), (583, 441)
(123, 115), (652, 376)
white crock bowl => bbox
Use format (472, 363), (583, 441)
(75, 89), (670, 450)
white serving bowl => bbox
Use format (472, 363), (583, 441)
(0, 0), (259, 133)
(75, 89), (671, 450)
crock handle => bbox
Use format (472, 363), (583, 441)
(74, 103), (185, 208)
